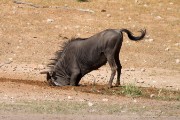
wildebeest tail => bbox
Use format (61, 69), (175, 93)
(120, 29), (146, 41)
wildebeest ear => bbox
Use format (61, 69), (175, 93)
(47, 72), (51, 80)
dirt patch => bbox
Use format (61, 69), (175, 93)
(0, 68), (179, 119)
(0, 78), (179, 101)
(0, 78), (180, 120)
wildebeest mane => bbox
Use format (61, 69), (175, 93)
(48, 37), (87, 70)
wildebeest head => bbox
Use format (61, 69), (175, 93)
(41, 71), (68, 86)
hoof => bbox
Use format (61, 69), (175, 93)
(115, 83), (121, 87)
(108, 85), (113, 89)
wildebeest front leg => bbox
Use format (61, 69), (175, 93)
(107, 57), (117, 88)
(70, 70), (80, 86)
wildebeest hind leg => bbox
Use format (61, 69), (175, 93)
(106, 55), (117, 88)
(115, 53), (122, 86)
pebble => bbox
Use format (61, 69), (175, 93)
(155, 16), (162, 20)
(47, 19), (54, 23)
(169, 2), (173, 5)
(88, 102), (93, 107)
(121, 110), (126, 113)
(146, 38), (154, 42)
(106, 14), (111, 17)
(144, 4), (148, 7)
(165, 47), (170, 51)
(101, 9), (106, 12)
(133, 99), (137, 103)
(152, 81), (157, 83)
(141, 68), (146, 72)
(64, 4), (68, 7)
(8, 58), (13, 61)
(135, 0), (138, 3)
(74, 25), (80, 29)
(38, 64), (45, 69)
(150, 94), (155, 98)
(120, 8), (124, 11)
(137, 80), (145, 83)
(174, 43), (180, 46)
(68, 96), (73, 100)
(130, 68), (135, 71)
(102, 98), (108, 102)
(77, 9), (94, 13)
(175, 59), (179, 64)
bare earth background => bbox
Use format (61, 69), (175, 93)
(0, 0), (180, 119)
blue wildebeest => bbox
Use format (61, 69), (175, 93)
(41, 28), (146, 88)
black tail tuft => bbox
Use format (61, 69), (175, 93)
(120, 29), (146, 41)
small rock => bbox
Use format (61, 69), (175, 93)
(155, 16), (162, 20)
(141, 68), (146, 72)
(8, 58), (13, 61)
(145, 35), (150, 39)
(133, 99), (137, 103)
(144, 4), (148, 7)
(106, 14), (111, 17)
(121, 110), (126, 113)
(152, 81), (157, 83)
(147, 39), (154, 42)
(169, 2), (173, 5)
(150, 94), (155, 98)
(120, 8), (124, 11)
(175, 59), (180, 64)
(137, 80), (145, 83)
(38, 64), (45, 69)
(174, 43), (180, 46)
(64, 4), (68, 7)
(47, 19), (54, 23)
(68, 96), (73, 100)
(165, 47), (170, 51)
(102, 98), (108, 102)
(130, 68), (135, 71)
(88, 102), (93, 107)
(77, 9), (94, 13)
(74, 25), (80, 29)
(132, 25), (136, 28)
(101, 9), (106, 12)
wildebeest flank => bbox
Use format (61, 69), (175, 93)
(41, 29), (146, 88)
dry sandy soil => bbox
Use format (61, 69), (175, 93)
(0, 0), (180, 119)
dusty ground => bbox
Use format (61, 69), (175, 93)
(0, 0), (180, 119)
